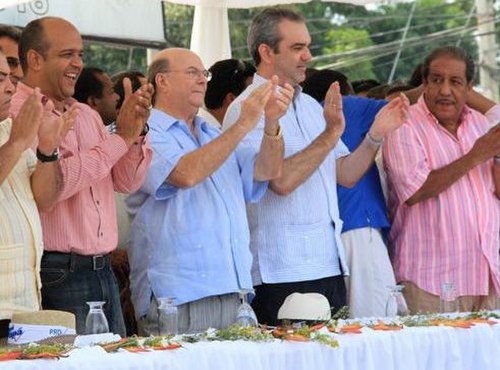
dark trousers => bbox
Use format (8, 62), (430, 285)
(40, 252), (126, 337)
(251, 275), (347, 326)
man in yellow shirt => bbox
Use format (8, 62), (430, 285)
(0, 50), (74, 320)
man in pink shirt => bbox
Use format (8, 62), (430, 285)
(10, 17), (153, 336)
(384, 46), (500, 314)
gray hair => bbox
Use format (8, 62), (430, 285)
(147, 57), (169, 105)
(247, 7), (304, 66)
(422, 46), (475, 83)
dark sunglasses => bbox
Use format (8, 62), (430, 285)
(6, 56), (20, 69)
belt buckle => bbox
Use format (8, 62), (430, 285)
(92, 255), (105, 270)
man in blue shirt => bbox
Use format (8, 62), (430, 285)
(126, 48), (293, 334)
(223, 8), (409, 325)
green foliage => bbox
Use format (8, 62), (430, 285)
(81, 0), (497, 91)
(163, 3), (193, 48)
(322, 27), (376, 81)
(83, 44), (147, 76)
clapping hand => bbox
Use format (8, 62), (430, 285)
(9, 88), (44, 151)
(323, 82), (345, 138)
(470, 123), (500, 163)
(37, 99), (79, 155)
(238, 79), (275, 131)
(264, 76), (294, 123)
(115, 77), (154, 146)
(369, 94), (410, 140)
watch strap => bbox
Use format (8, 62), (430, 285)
(36, 148), (59, 163)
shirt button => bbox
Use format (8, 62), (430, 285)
(100, 232), (103, 237)
(96, 200), (100, 205)
(201, 273), (207, 278)
(196, 244), (202, 249)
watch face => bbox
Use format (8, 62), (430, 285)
(141, 123), (149, 136)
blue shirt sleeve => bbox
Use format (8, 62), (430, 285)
(140, 124), (184, 200)
(235, 144), (268, 203)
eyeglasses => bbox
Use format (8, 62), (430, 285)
(162, 68), (212, 81)
(6, 56), (20, 69)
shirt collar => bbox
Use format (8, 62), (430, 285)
(149, 107), (211, 133)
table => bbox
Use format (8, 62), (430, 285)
(1, 321), (499, 370)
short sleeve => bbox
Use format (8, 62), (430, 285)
(383, 123), (431, 203)
(140, 125), (185, 200)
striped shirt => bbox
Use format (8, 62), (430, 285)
(0, 118), (42, 319)
(223, 74), (350, 286)
(383, 96), (500, 297)
(10, 83), (152, 256)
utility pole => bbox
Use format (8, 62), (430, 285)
(388, 0), (418, 84)
(475, 0), (499, 101)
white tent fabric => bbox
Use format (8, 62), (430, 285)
(0, 0), (166, 44)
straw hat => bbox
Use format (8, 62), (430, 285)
(277, 293), (331, 321)
(9, 310), (76, 345)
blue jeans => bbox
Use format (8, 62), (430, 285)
(40, 252), (126, 337)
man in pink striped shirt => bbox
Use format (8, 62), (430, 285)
(384, 46), (500, 314)
(10, 17), (153, 336)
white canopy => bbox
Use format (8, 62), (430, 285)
(0, 0), (166, 45)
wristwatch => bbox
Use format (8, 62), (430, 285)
(36, 148), (59, 162)
(263, 125), (283, 141)
(140, 123), (150, 136)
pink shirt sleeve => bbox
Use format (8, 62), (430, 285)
(112, 136), (152, 193)
(58, 108), (152, 200)
(383, 122), (431, 203)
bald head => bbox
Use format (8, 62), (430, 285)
(20, 16), (83, 108)
(19, 17), (79, 74)
(148, 48), (208, 119)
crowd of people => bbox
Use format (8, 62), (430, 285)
(0, 6), (499, 337)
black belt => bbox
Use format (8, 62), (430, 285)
(42, 252), (110, 271)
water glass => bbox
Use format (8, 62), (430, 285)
(85, 301), (109, 334)
(235, 290), (258, 327)
(440, 282), (459, 313)
(385, 285), (409, 317)
(157, 297), (178, 336)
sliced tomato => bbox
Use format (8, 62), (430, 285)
(309, 323), (325, 331)
(125, 347), (150, 353)
(284, 333), (309, 342)
(153, 343), (182, 350)
(0, 351), (21, 361)
(339, 324), (363, 334)
(371, 321), (403, 331)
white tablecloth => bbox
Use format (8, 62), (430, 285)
(2, 322), (499, 370)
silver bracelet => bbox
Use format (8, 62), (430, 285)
(366, 131), (384, 147)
